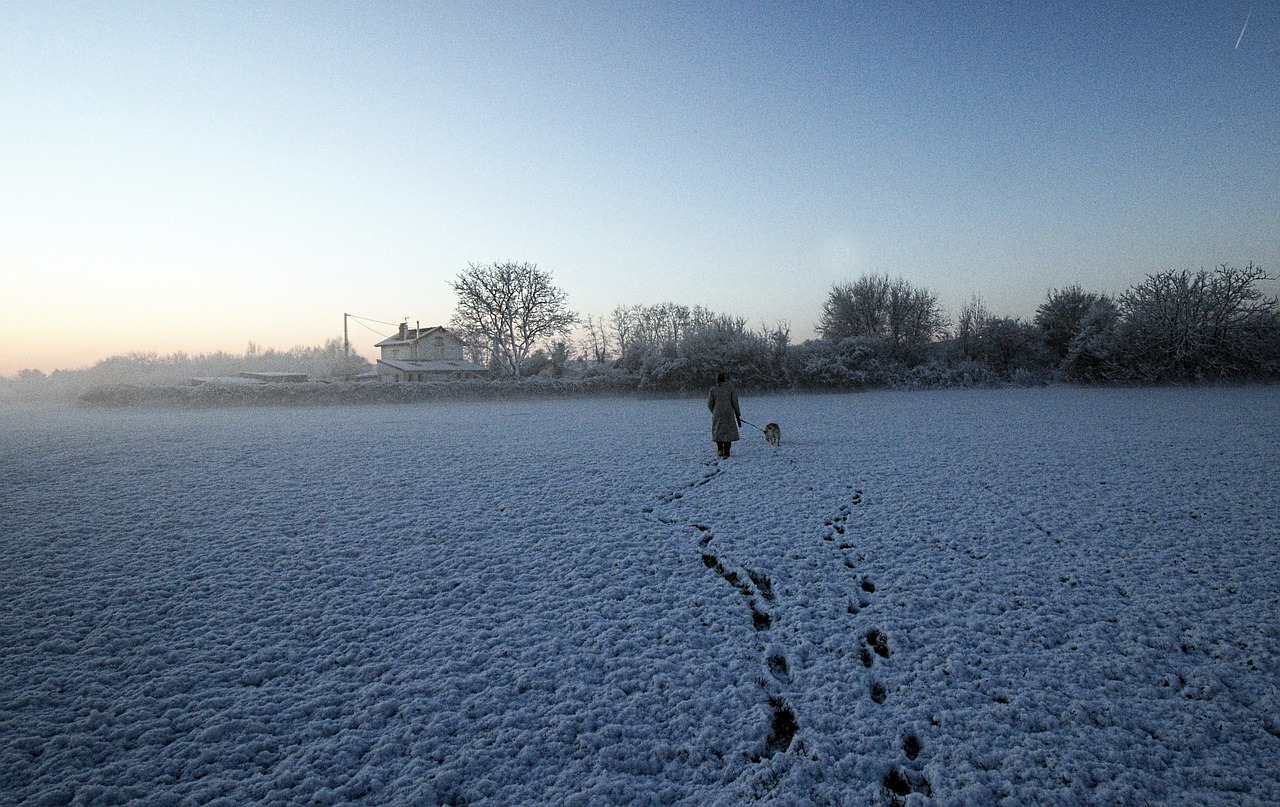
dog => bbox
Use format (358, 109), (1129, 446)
(763, 422), (781, 447)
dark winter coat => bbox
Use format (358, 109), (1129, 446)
(707, 382), (741, 443)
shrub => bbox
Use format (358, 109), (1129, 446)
(1036, 285), (1114, 365)
(1116, 264), (1279, 381)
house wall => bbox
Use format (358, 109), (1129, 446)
(375, 361), (479, 383)
(411, 334), (464, 361)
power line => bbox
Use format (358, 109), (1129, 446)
(349, 318), (392, 338)
(346, 313), (401, 328)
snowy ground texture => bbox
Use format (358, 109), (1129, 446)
(3, 386), (1279, 806)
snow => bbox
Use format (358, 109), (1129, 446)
(2, 386), (1278, 806)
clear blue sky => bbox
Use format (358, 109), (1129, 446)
(3, 1), (1277, 375)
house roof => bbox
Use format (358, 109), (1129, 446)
(238, 372), (309, 383)
(374, 325), (455, 348)
(377, 358), (486, 374)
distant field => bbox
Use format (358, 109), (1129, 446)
(2, 386), (1277, 805)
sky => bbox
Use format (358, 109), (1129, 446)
(3, 1), (1278, 376)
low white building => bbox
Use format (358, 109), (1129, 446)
(374, 324), (487, 382)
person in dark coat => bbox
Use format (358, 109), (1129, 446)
(707, 372), (742, 458)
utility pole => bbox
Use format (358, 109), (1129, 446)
(343, 313), (350, 356)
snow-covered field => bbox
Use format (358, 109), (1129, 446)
(2, 386), (1278, 806)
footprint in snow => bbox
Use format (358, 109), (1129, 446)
(883, 767), (931, 804)
(701, 554), (773, 629)
(902, 732), (922, 761)
(692, 523), (713, 547)
(767, 653), (791, 684)
(866, 628), (891, 659)
(885, 732), (931, 803)
(763, 697), (799, 757)
(860, 627), (890, 668)
(750, 602), (772, 631)
(870, 680), (888, 704)
(657, 465), (724, 507)
(692, 466), (723, 488)
(747, 569), (774, 602)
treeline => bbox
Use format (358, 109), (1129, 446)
(76, 375), (642, 408)
(572, 303), (790, 391)
(3, 338), (371, 401)
(556, 263), (1280, 391)
(9, 263), (1278, 406)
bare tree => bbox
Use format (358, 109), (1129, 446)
(1118, 263), (1277, 380)
(955, 294), (993, 360)
(819, 274), (948, 362)
(450, 262), (579, 378)
(610, 305), (641, 361)
(819, 275), (890, 342)
(580, 315), (612, 364)
(610, 302), (697, 366)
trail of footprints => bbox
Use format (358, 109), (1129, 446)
(657, 462), (724, 505)
(698, 545), (798, 761)
(822, 488), (861, 548)
(831, 487), (932, 804)
(653, 462), (799, 762)
(662, 469), (932, 800)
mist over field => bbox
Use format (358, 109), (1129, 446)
(6, 264), (1278, 411)
(3, 386), (1277, 804)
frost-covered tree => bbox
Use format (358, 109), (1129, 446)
(646, 311), (774, 390)
(955, 295), (993, 360)
(611, 302), (694, 363)
(609, 305), (642, 368)
(450, 262), (579, 378)
(766, 320), (791, 380)
(1035, 285), (1113, 364)
(580, 315), (612, 364)
(819, 274), (948, 363)
(947, 295), (1049, 378)
(971, 317), (1048, 376)
(549, 339), (574, 378)
(1117, 264), (1278, 380)
(1062, 297), (1121, 381)
(600, 301), (783, 389)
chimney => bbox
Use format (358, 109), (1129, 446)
(398, 322), (407, 340)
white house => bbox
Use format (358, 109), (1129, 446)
(375, 324), (487, 382)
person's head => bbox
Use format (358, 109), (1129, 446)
(716, 372), (727, 384)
